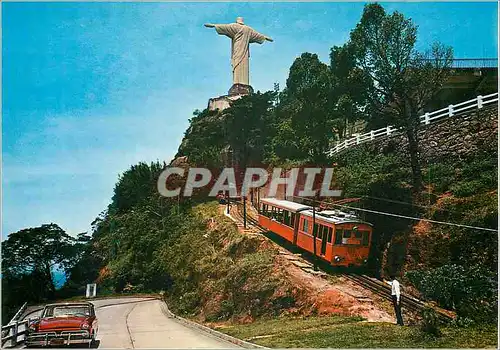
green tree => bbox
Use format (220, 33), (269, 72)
(349, 3), (453, 191)
(59, 232), (103, 296)
(330, 44), (370, 138)
(2, 224), (79, 320)
(335, 147), (414, 273)
(272, 53), (334, 164)
(110, 161), (166, 214)
(223, 91), (277, 168)
(176, 109), (226, 167)
(2, 224), (77, 295)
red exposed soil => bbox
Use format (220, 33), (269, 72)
(275, 254), (393, 322)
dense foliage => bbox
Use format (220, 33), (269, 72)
(407, 265), (497, 324)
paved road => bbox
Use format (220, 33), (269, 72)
(24, 298), (240, 349)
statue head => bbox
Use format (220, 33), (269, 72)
(236, 17), (244, 25)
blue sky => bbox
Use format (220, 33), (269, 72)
(3, 2), (498, 237)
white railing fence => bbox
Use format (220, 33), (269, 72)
(328, 93), (499, 156)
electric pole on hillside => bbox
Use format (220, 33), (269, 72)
(243, 196), (247, 229)
(312, 202), (318, 271)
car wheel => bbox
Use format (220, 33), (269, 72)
(88, 332), (96, 348)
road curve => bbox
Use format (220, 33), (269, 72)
(24, 298), (240, 349)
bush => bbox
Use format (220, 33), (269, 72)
(425, 163), (456, 193)
(450, 316), (475, 328)
(450, 180), (484, 198)
(176, 291), (201, 315)
(406, 264), (497, 324)
(220, 299), (235, 319)
(222, 251), (281, 318)
(420, 306), (441, 337)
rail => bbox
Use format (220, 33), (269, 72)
(231, 201), (454, 321)
(328, 93), (498, 156)
(344, 274), (453, 321)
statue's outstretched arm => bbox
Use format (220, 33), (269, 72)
(264, 36), (273, 42)
(204, 23), (215, 28)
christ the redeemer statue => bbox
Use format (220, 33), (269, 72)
(205, 17), (273, 91)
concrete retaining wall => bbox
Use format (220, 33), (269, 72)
(360, 105), (498, 162)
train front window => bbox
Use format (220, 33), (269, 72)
(343, 230), (352, 238)
(354, 229), (362, 238)
(362, 231), (370, 246)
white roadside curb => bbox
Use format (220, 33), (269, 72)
(159, 298), (268, 349)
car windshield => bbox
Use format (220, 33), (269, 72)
(43, 306), (90, 318)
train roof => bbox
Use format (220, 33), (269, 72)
(260, 198), (312, 212)
(301, 209), (373, 226)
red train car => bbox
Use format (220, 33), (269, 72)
(258, 198), (372, 267)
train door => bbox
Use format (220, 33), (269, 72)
(292, 212), (298, 245)
(320, 226), (332, 256)
(320, 225), (328, 256)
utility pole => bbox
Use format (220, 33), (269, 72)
(257, 188), (260, 211)
(312, 203), (318, 271)
(243, 196), (247, 229)
(284, 169), (287, 201)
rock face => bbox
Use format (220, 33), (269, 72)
(207, 84), (253, 111)
(170, 156), (189, 167)
(207, 94), (244, 111)
(359, 105), (498, 161)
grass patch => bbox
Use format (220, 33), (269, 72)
(215, 316), (497, 348)
(215, 315), (364, 340)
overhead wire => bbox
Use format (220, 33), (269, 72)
(293, 195), (498, 233)
(355, 194), (451, 213)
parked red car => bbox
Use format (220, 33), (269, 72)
(27, 302), (98, 347)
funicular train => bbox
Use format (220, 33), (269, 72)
(257, 198), (372, 267)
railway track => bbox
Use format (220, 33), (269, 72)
(230, 200), (454, 322)
(344, 274), (453, 322)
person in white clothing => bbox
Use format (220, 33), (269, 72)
(386, 275), (404, 326)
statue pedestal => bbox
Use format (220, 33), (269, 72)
(228, 83), (253, 96)
(207, 84), (253, 111)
